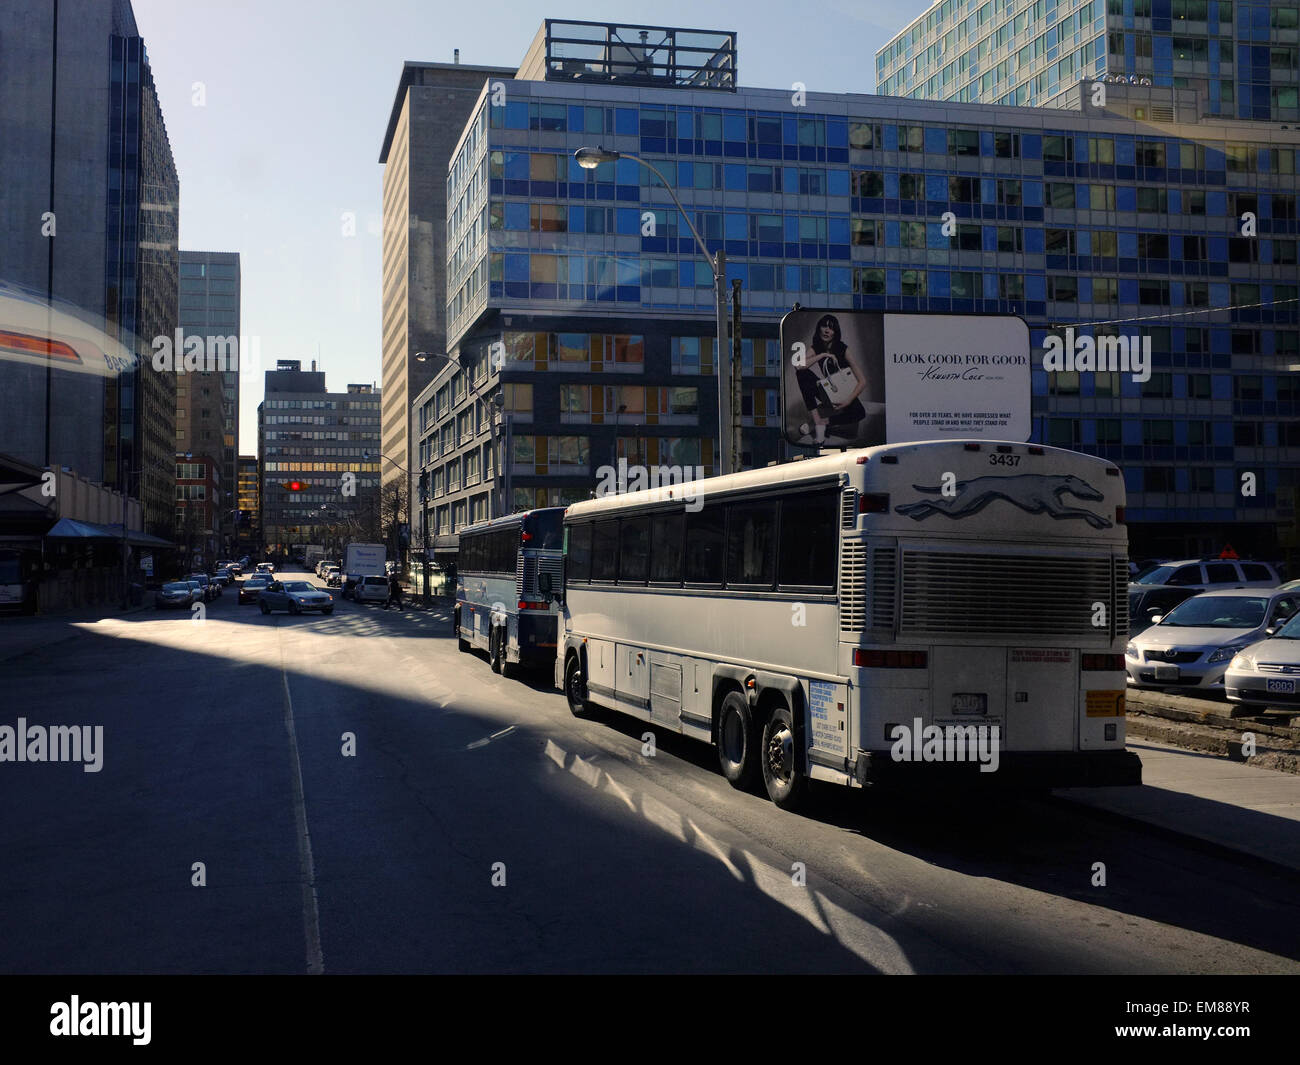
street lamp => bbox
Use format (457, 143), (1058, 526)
(575, 146), (733, 476)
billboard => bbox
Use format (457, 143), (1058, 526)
(779, 310), (1031, 448)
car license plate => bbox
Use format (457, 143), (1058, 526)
(1266, 678), (1295, 694)
(951, 693), (987, 715)
(1153, 664), (1180, 681)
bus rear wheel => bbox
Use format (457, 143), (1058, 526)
(490, 626), (514, 678)
(761, 704), (807, 810)
(717, 691), (759, 791)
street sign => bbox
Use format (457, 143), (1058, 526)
(779, 310), (1032, 448)
(139, 553), (153, 576)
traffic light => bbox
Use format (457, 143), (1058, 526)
(282, 481), (302, 492)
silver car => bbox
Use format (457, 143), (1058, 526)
(1225, 612), (1300, 709)
(1126, 588), (1300, 692)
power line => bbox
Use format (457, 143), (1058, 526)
(1047, 296), (1300, 330)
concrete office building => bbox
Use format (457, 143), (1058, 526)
(0, 0), (180, 538)
(377, 57), (516, 500)
(177, 250), (241, 549)
(413, 18), (1297, 560)
(257, 361), (381, 559)
(875, 0), (1299, 120)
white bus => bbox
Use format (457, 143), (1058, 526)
(555, 440), (1140, 808)
(455, 508), (566, 676)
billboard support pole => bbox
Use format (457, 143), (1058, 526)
(731, 279), (743, 473)
(714, 250), (730, 476)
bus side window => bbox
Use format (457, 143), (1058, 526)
(567, 523), (592, 583)
(619, 516), (650, 584)
(591, 520), (619, 581)
(649, 512), (684, 584)
(684, 505), (725, 586)
(725, 500), (777, 588)
(777, 489), (838, 589)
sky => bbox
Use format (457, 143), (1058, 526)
(130, 0), (933, 456)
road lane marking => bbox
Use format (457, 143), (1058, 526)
(277, 624), (325, 975)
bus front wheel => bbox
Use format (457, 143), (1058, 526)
(717, 691), (759, 791)
(761, 704), (807, 811)
(564, 653), (592, 717)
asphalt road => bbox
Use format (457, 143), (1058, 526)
(3, 568), (1298, 973)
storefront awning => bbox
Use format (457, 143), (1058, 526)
(46, 518), (173, 547)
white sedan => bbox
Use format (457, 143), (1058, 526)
(1225, 612), (1300, 709)
(1125, 588), (1300, 692)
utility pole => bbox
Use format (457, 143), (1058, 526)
(731, 278), (744, 474)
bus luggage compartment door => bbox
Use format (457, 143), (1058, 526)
(648, 653), (682, 727)
(1006, 647), (1076, 750)
(615, 643), (651, 713)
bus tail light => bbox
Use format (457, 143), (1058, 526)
(854, 649), (927, 668)
(518, 600), (548, 610)
(858, 493), (889, 513)
(1082, 653), (1125, 671)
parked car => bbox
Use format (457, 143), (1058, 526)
(183, 580), (205, 605)
(1128, 585), (1200, 636)
(1224, 610), (1300, 709)
(186, 573), (219, 602)
(259, 580), (334, 615)
(1126, 588), (1300, 692)
(239, 576), (271, 604)
(1130, 558), (1281, 591)
(355, 574), (389, 604)
(155, 582), (195, 609)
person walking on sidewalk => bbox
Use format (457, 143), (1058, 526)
(384, 573), (403, 611)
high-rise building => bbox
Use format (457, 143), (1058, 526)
(875, 0), (1299, 121)
(177, 250), (242, 548)
(257, 361), (381, 559)
(377, 57), (516, 499)
(409, 18), (1298, 560)
(0, 0), (179, 538)
(237, 455), (260, 554)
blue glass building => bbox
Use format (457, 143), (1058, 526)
(413, 19), (1299, 562)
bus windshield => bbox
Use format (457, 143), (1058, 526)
(524, 509), (564, 550)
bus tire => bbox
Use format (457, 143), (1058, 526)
(456, 609), (470, 652)
(761, 703), (808, 811)
(564, 653), (592, 717)
(490, 626), (514, 677)
(717, 690), (759, 791)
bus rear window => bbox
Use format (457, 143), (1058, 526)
(524, 510), (564, 550)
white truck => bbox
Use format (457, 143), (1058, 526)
(343, 543), (386, 599)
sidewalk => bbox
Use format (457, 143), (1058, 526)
(1057, 739), (1300, 874)
(0, 604), (150, 662)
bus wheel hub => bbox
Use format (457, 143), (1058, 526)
(767, 727), (793, 779)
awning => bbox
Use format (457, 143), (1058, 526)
(46, 518), (173, 547)
(0, 451), (45, 497)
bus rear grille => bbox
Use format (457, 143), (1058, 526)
(899, 551), (1118, 636)
(871, 546), (898, 629)
(1114, 559), (1129, 635)
(520, 555), (563, 599)
(839, 540), (867, 631)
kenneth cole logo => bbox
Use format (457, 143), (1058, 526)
(50, 997), (150, 1045)
(0, 718), (103, 772)
(1042, 327), (1151, 383)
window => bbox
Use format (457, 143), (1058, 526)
(619, 517), (650, 583)
(684, 506), (726, 585)
(591, 521), (619, 581)
(649, 513), (684, 583)
(726, 501), (777, 587)
(777, 490), (836, 588)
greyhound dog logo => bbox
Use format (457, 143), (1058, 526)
(895, 473), (1112, 528)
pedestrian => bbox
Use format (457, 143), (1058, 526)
(385, 572), (403, 611)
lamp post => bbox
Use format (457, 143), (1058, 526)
(574, 146), (732, 476)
